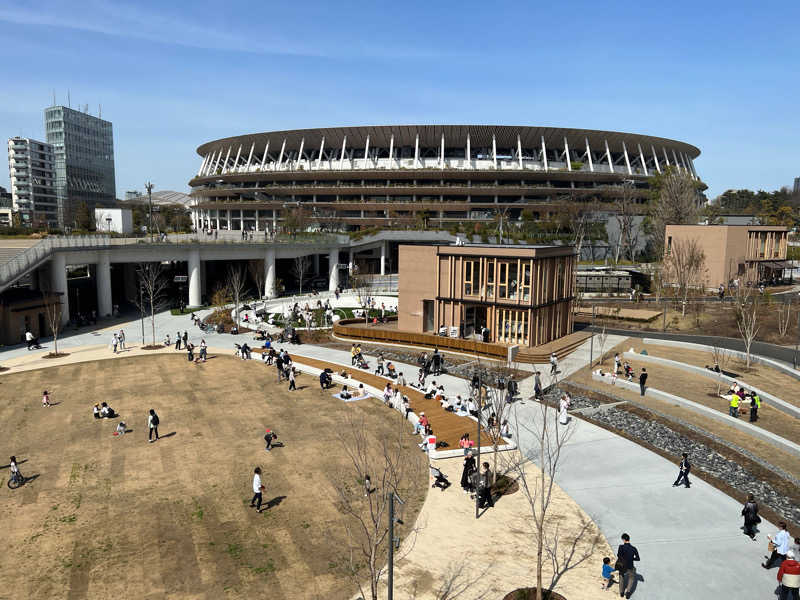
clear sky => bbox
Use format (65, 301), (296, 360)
(1, 1), (798, 200)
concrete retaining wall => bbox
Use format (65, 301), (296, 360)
(590, 370), (800, 457)
(622, 351), (800, 420)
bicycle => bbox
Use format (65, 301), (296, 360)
(7, 471), (24, 489)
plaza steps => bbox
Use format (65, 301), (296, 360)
(514, 331), (591, 365)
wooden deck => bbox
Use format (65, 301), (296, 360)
(259, 349), (501, 451)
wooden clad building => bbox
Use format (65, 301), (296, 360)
(398, 244), (576, 347)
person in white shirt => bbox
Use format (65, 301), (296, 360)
(764, 522), (792, 569)
(25, 330), (36, 350)
(396, 372), (406, 387)
(250, 467), (264, 513)
(383, 383), (393, 405)
(550, 353), (558, 375)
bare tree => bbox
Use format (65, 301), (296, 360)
(136, 262), (170, 346)
(595, 324), (609, 367)
(468, 359), (514, 485)
(247, 259), (266, 300)
(649, 168), (701, 254)
(663, 238), (706, 316)
(226, 265), (248, 329)
(350, 271), (372, 324)
(291, 255), (311, 294)
(734, 286), (761, 369)
(504, 401), (602, 600)
(41, 286), (64, 357)
(614, 182), (639, 264)
(333, 411), (424, 600)
(709, 346), (733, 395)
(777, 300), (793, 338)
(410, 560), (493, 600)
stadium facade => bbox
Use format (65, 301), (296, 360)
(188, 125), (700, 232)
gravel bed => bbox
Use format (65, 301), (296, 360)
(549, 384), (800, 525)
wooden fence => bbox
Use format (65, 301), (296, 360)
(333, 318), (509, 359)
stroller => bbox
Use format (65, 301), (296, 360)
(355, 353), (369, 370)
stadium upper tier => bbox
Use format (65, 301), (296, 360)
(191, 125), (700, 181)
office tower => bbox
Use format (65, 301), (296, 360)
(7, 137), (59, 228)
(44, 105), (116, 228)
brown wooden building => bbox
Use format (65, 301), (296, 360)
(398, 244), (576, 347)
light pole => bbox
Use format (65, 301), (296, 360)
(145, 181), (154, 242)
(475, 371), (483, 519)
(386, 491), (404, 600)
(139, 282), (145, 345)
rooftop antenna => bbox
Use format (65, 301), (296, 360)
(67, 90), (71, 108)
(99, 104), (102, 119)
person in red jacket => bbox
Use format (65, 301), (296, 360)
(777, 550), (800, 600)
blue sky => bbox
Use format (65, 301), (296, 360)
(1, 1), (798, 200)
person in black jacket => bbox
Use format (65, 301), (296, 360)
(741, 494), (759, 539)
(616, 533), (640, 598)
(672, 453), (691, 488)
(638, 368), (648, 396)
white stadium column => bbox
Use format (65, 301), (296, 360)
(50, 252), (70, 327)
(585, 137), (594, 172)
(605, 139), (614, 173)
(622, 141), (632, 175)
(96, 250), (112, 318)
(363, 135), (370, 169)
(297, 137), (305, 170)
(388, 134), (394, 168)
(340, 136), (347, 170)
(260, 140), (270, 170)
(651, 145), (662, 173)
(380, 242), (386, 276)
(638, 143), (649, 176)
(317, 136), (325, 169)
(541, 136), (548, 172)
(188, 248), (202, 307)
(328, 248), (339, 292)
(264, 248), (276, 298)
(564, 136), (571, 171)
(492, 134), (497, 169)
(466, 132), (471, 169)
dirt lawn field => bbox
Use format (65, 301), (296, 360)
(0, 354), (427, 600)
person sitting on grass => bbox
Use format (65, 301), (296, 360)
(93, 404), (101, 419)
(115, 422), (127, 436)
(414, 412), (429, 435)
(386, 362), (397, 379)
(100, 402), (116, 418)
(601, 557), (617, 590)
(424, 381), (438, 399)
(319, 370), (332, 390)
(340, 385), (352, 400)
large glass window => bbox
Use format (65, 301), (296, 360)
(464, 259), (481, 296)
(498, 261), (508, 298)
(522, 263), (531, 301)
(486, 259), (495, 299)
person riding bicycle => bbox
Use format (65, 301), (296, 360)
(9, 456), (22, 484)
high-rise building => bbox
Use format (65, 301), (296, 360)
(124, 190), (142, 201)
(793, 177), (799, 195)
(0, 186), (12, 227)
(44, 105), (116, 227)
(7, 137), (59, 228)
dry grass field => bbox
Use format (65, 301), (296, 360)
(0, 354), (427, 600)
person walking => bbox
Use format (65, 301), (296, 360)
(558, 394), (569, 425)
(534, 371), (542, 400)
(118, 329), (126, 350)
(638, 368), (648, 396)
(42, 390), (52, 408)
(250, 467), (264, 512)
(549, 353), (558, 376)
(477, 462), (494, 509)
(111, 333), (119, 354)
(777, 550), (800, 600)
(175, 331), (181, 351)
(672, 452), (691, 488)
(741, 494), (760, 539)
(182, 331), (188, 349)
(25, 330), (35, 350)
(288, 367), (297, 391)
(147, 408), (160, 443)
(460, 450), (476, 494)
(764, 522), (791, 569)
(199, 339), (207, 362)
(616, 533), (640, 598)
(729, 392), (740, 418)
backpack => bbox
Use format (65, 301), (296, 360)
(151, 413), (160, 427)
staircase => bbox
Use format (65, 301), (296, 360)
(515, 331), (592, 364)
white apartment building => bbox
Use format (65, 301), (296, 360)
(7, 137), (59, 228)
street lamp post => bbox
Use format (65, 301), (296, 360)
(386, 491), (404, 600)
(139, 283), (145, 345)
(475, 371), (482, 519)
(145, 181), (154, 242)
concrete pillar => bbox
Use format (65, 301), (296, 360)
(328, 248), (339, 291)
(50, 253), (69, 326)
(188, 248), (202, 307)
(123, 263), (137, 303)
(313, 253), (320, 276)
(265, 248), (276, 298)
(348, 249), (354, 273)
(96, 251), (112, 317)
(380, 242), (386, 276)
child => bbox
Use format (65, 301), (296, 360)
(601, 557), (616, 590)
(42, 390), (51, 408)
(115, 422), (127, 436)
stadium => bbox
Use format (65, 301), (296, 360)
(188, 125), (701, 232)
